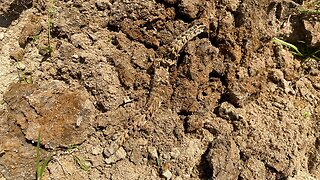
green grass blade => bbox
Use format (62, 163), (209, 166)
(156, 157), (161, 167)
(36, 131), (52, 180)
(299, 9), (320, 14)
(73, 155), (90, 171)
(272, 38), (304, 57)
(312, 49), (320, 55)
(39, 153), (52, 179)
(311, 49), (320, 61)
(36, 132), (41, 179)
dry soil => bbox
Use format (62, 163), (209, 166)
(0, 0), (320, 179)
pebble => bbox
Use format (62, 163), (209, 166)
(162, 169), (172, 180)
(312, 82), (320, 90)
(280, 79), (295, 95)
(0, 32), (4, 40)
(269, 69), (295, 94)
(169, 148), (180, 159)
(10, 48), (24, 61)
(96, 0), (111, 10)
(92, 145), (103, 155)
(105, 147), (126, 164)
(309, 67), (319, 76)
(104, 141), (120, 157)
(16, 62), (26, 70)
(272, 102), (285, 109)
(129, 149), (143, 165)
(270, 69), (284, 83)
(218, 102), (240, 121)
(147, 146), (158, 160)
(123, 96), (132, 104)
(72, 54), (79, 59)
(185, 114), (203, 132)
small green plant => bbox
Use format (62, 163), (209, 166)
(32, 33), (41, 42)
(299, 8), (320, 14)
(303, 111), (311, 118)
(73, 155), (90, 171)
(272, 37), (320, 61)
(29, 70), (34, 84)
(156, 157), (162, 167)
(16, 61), (33, 84)
(299, 0), (320, 14)
(36, 132), (52, 180)
(67, 144), (79, 152)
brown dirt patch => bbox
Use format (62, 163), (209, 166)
(0, 0), (320, 179)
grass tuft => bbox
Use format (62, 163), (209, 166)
(36, 131), (52, 180)
(272, 38), (304, 56)
(272, 37), (320, 61)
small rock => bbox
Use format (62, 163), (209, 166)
(272, 102), (285, 109)
(88, 33), (97, 42)
(162, 169), (172, 180)
(269, 69), (295, 94)
(179, 0), (201, 19)
(0, 32), (4, 40)
(72, 54), (79, 59)
(129, 149), (143, 165)
(185, 114), (204, 132)
(96, 0), (111, 11)
(38, 46), (52, 56)
(10, 48), (24, 61)
(207, 136), (240, 179)
(312, 82), (320, 90)
(218, 102), (240, 121)
(226, 79), (255, 107)
(227, 0), (240, 11)
(280, 79), (295, 95)
(148, 146), (158, 160)
(18, 17), (43, 48)
(169, 148), (180, 159)
(70, 33), (92, 49)
(136, 138), (148, 146)
(105, 147), (126, 164)
(92, 145), (103, 155)
(303, 20), (320, 46)
(269, 69), (284, 83)
(16, 62), (26, 70)
(104, 141), (120, 157)
(123, 96), (132, 104)
(240, 158), (266, 179)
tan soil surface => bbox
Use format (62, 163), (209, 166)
(0, 0), (320, 179)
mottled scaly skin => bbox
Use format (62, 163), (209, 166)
(144, 22), (207, 118)
(170, 23), (206, 57)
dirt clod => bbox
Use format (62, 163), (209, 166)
(4, 80), (95, 148)
(207, 137), (240, 179)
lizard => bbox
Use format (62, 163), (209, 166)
(143, 21), (208, 119)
